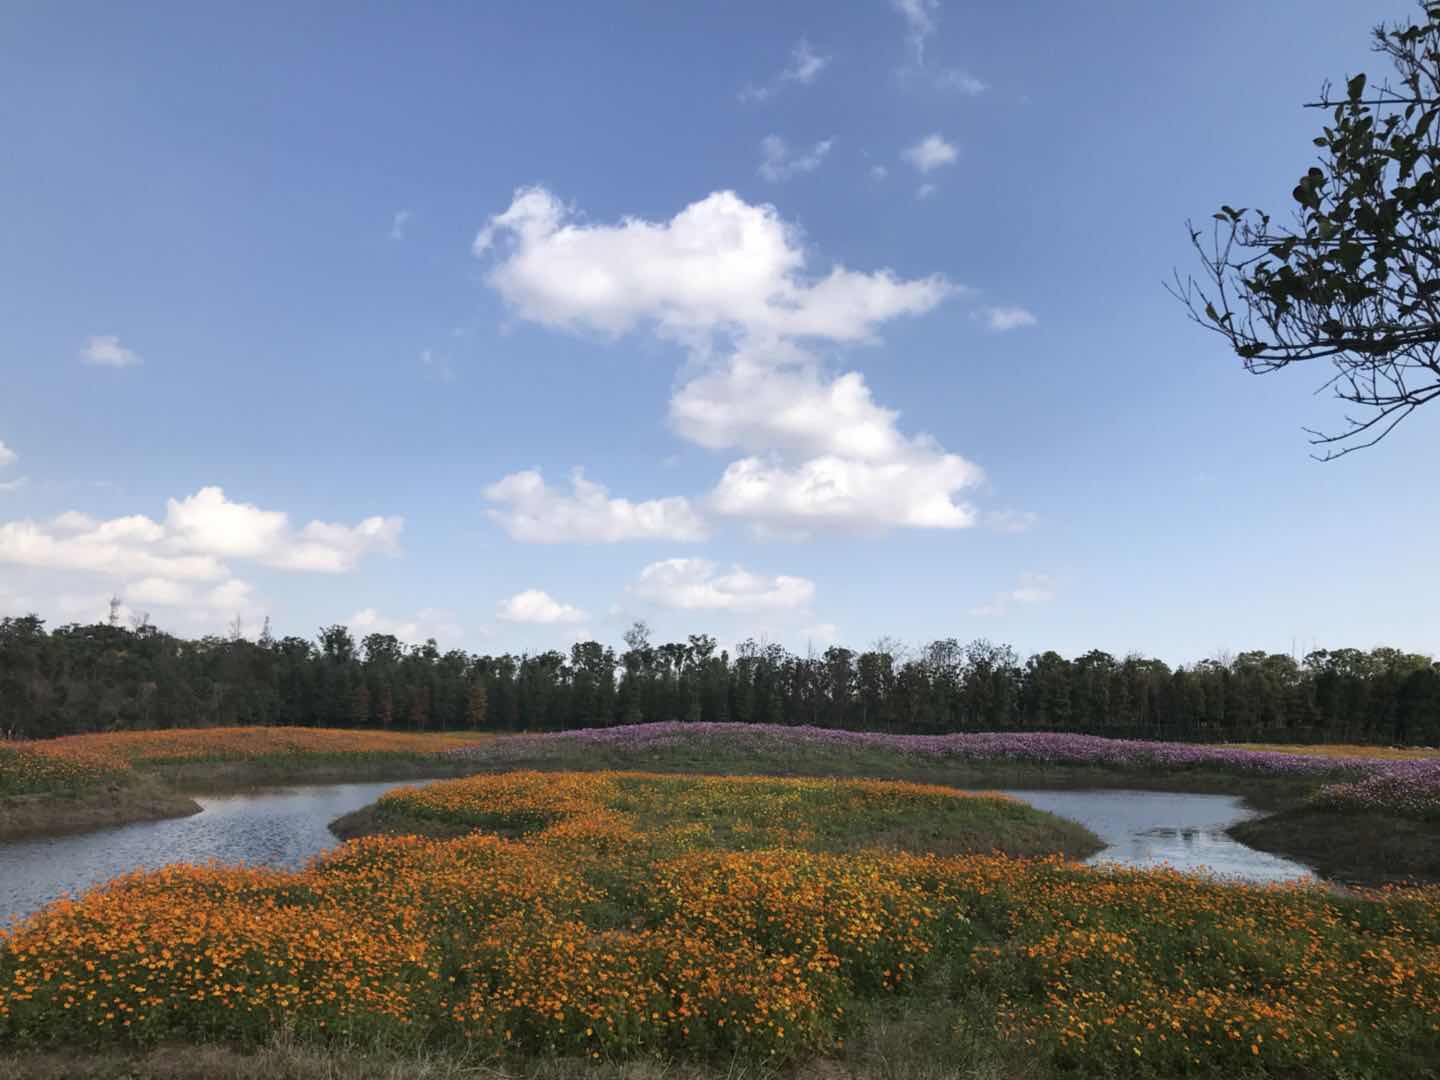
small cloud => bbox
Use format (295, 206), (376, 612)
(782, 38), (829, 85)
(740, 37), (831, 102)
(0, 477), (27, 494)
(496, 588), (588, 625)
(0, 441), (15, 468)
(758, 135), (834, 183)
(984, 306), (1037, 332)
(80, 335), (141, 368)
(892, 0), (938, 66)
(903, 133), (958, 173)
(916, 183), (938, 200)
(390, 209), (411, 240)
(869, 164), (889, 181)
(970, 572), (1055, 616)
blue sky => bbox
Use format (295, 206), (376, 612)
(1, 0), (1435, 663)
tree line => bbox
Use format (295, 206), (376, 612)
(1, 614), (1437, 746)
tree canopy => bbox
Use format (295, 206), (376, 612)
(1177, 2), (1440, 457)
(2, 614), (1437, 747)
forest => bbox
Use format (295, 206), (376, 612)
(2, 613), (1436, 746)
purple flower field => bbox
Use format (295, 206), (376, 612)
(451, 721), (1440, 818)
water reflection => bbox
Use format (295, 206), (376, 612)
(1003, 788), (1314, 882)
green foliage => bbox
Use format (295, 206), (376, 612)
(2, 614), (1438, 746)
(1180, 3), (1440, 456)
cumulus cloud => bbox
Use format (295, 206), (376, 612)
(166, 487), (402, 572)
(903, 134), (958, 173)
(484, 469), (707, 543)
(740, 37), (831, 102)
(970, 572), (1055, 617)
(672, 349), (983, 533)
(473, 186), (1007, 536)
(984, 306), (1037, 332)
(473, 187), (954, 345)
(80, 335), (141, 368)
(629, 558), (815, 612)
(497, 589), (588, 624)
(916, 183), (938, 200)
(390, 209), (411, 240)
(0, 441), (15, 469)
(0, 488), (401, 583)
(758, 136), (834, 183)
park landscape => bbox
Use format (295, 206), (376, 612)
(6, 0), (1440, 1078)
(1, 723), (1439, 1078)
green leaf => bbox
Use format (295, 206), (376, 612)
(1347, 73), (1366, 102)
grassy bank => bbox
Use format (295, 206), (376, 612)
(0, 729), (493, 839)
(1231, 808), (1440, 885)
(333, 770), (1102, 860)
(3, 769), (1437, 1078)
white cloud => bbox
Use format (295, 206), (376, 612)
(165, 487), (402, 572)
(0, 441), (15, 468)
(671, 350), (912, 462)
(916, 183), (938, 200)
(869, 164), (888, 181)
(473, 187), (1003, 536)
(740, 37), (831, 102)
(671, 350), (983, 534)
(893, 0), (938, 65)
(892, 1), (987, 93)
(0, 520), (226, 580)
(125, 576), (194, 607)
(970, 572), (1056, 617)
(80, 335), (141, 368)
(349, 606), (463, 645)
(710, 453), (981, 534)
(473, 187), (954, 345)
(496, 589), (588, 624)
(390, 209), (411, 240)
(630, 558), (815, 612)
(903, 134), (958, 173)
(484, 469), (708, 543)
(51, 511), (97, 531)
(758, 136), (834, 183)
(205, 579), (254, 611)
(0, 489), (401, 586)
(984, 306), (1037, 332)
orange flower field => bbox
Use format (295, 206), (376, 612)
(0, 727), (492, 796)
(1, 770), (1438, 1075)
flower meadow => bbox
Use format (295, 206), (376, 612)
(2, 770), (1438, 1076)
(459, 721), (1440, 819)
(0, 727), (492, 796)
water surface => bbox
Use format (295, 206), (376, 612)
(1, 781), (1313, 926)
(0, 779), (436, 926)
(1003, 788), (1314, 882)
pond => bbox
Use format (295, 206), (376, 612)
(0, 782), (1314, 926)
(0, 779), (440, 926)
(1003, 788), (1314, 882)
